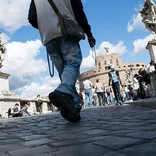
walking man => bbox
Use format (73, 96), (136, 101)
(94, 79), (105, 106)
(108, 65), (123, 105)
(83, 79), (93, 107)
(28, 0), (96, 122)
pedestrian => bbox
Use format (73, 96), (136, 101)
(94, 79), (105, 106)
(13, 103), (19, 113)
(83, 79), (93, 108)
(147, 60), (155, 74)
(123, 85), (130, 101)
(28, 0), (96, 122)
(11, 103), (22, 118)
(108, 64), (123, 105)
(133, 74), (139, 100)
(35, 95), (43, 114)
(128, 85), (134, 101)
(92, 86), (98, 107)
(21, 102), (31, 117)
(138, 68), (150, 98)
(106, 88), (113, 105)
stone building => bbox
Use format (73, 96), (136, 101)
(0, 71), (55, 118)
(78, 53), (146, 90)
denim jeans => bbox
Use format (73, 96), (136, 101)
(112, 82), (121, 103)
(46, 37), (82, 109)
(97, 92), (105, 106)
(84, 89), (93, 107)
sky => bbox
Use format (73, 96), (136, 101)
(0, 0), (154, 99)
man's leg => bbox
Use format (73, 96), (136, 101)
(46, 37), (82, 122)
(115, 83), (122, 105)
(85, 91), (89, 107)
(97, 93), (102, 106)
(56, 37), (82, 108)
(88, 89), (93, 107)
(46, 37), (82, 107)
(112, 84), (119, 104)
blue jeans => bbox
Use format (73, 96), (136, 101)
(84, 89), (93, 107)
(112, 82), (121, 103)
(46, 37), (82, 109)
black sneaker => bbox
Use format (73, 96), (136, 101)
(49, 90), (81, 122)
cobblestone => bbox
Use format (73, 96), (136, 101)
(0, 104), (156, 156)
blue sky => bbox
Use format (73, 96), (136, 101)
(0, 0), (153, 98)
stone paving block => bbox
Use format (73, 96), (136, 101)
(119, 142), (156, 156)
(53, 143), (109, 156)
(92, 136), (143, 150)
(20, 134), (49, 141)
(80, 129), (108, 136)
(31, 153), (54, 156)
(0, 152), (10, 156)
(0, 144), (28, 153)
(101, 151), (128, 156)
(0, 139), (22, 145)
(125, 131), (156, 139)
(50, 136), (110, 148)
(21, 138), (52, 147)
(8, 145), (53, 156)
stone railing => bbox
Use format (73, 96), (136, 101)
(149, 72), (156, 97)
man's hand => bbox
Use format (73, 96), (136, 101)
(88, 36), (96, 48)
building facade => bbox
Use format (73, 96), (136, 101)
(79, 53), (146, 90)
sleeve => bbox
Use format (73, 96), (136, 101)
(70, 0), (92, 37)
(28, 0), (38, 29)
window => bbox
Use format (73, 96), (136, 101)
(110, 60), (112, 64)
(136, 64), (140, 67)
(104, 61), (107, 65)
(98, 62), (101, 66)
(128, 64), (134, 67)
(99, 66), (101, 69)
(116, 59), (118, 62)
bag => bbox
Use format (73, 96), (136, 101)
(48, 0), (85, 41)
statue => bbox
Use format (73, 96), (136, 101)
(0, 33), (6, 68)
(125, 69), (133, 84)
(140, 0), (156, 37)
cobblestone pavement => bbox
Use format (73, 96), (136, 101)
(1, 104), (156, 156)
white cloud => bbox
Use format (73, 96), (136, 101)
(17, 76), (61, 99)
(80, 41), (128, 73)
(127, 12), (144, 32)
(133, 34), (154, 54)
(2, 40), (47, 91)
(0, 0), (31, 32)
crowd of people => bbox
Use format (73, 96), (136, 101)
(123, 60), (156, 101)
(81, 61), (156, 108)
(81, 64), (123, 107)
